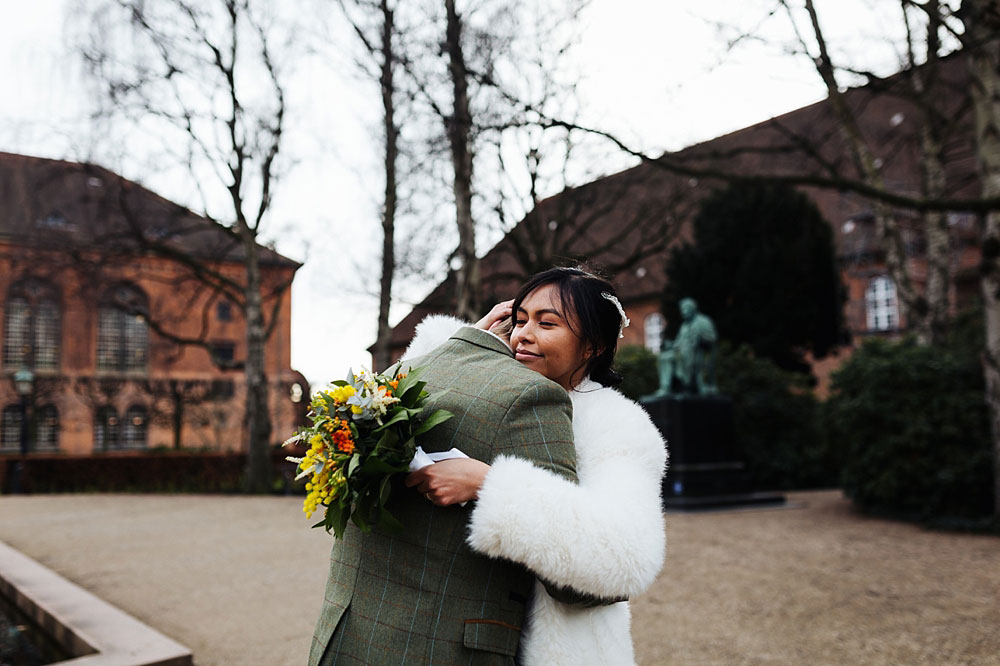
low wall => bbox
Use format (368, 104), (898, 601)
(0, 449), (299, 494)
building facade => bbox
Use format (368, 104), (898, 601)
(382, 55), (981, 391)
(0, 153), (305, 455)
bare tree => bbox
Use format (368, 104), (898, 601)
(337, 0), (404, 370)
(956, 0), (1000, 515)
(442, 0), (479, 320)
(390, 0), (589, 319)
(139, 378), (214, 450)
(81, 0), (291, 492)
(770, 0), (959, 345)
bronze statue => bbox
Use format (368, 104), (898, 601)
(645, 298), (718, 398)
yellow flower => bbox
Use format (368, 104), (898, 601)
(351, 405), (363, 415)
(327, 385), (357, 404)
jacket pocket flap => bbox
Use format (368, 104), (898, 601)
(462, 619), (520, 657)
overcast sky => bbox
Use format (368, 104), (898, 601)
(1, 0), (906, 388)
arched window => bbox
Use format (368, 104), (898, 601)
(35, 404), (60, 452)
(121, 405), (148, 450)
(644, 312), (666, 352)
(1, 405), (23, 453)
(95, 406), (120, 451)
(866, 276), (899, 331)
(3, 278), (61, 370)
(97, 284), (149, 372)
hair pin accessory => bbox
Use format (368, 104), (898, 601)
(601, 292), (630, 338)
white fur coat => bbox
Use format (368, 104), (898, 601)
(403, 315), (668, 666)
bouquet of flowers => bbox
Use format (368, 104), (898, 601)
(283, 365), (453, 538)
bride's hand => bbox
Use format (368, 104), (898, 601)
(405, 458), (491, 506)
(475, 300), (514, 332)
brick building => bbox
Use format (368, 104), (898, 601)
(383, 56), (981, 390)
(0, 152), (305, 455)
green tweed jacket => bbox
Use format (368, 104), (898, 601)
(308, 327), (578, 666)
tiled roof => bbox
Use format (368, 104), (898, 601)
(0, 152), (299, 268)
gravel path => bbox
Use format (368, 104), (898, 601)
(1, 490), (997, 665)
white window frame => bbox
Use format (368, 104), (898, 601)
(644, 312), (666, 351)
(866, 276), (899, 331)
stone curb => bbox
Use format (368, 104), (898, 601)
(0, 540), (192, 666)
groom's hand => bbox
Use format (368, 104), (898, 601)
(405, 458), (491, 506)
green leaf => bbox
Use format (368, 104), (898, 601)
(393, 367), (422, 395)
(351, 508), (369, 532)
(373, 408), (412, 432)
(360, 456), (401, 476)
(376, 509), (405, 534)
(413, 409), (454, 437)
(373, 429), (400, 453)
(379, 475), (393, 506)
(330, 506), (349, 537)
(347, 453), (361, 477)
(399, 436), (417, 459)
(399, 381), (427, 408)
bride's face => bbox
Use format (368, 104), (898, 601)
(510, 284), (588, 391)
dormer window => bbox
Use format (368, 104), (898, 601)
(36, 211), (72, 230)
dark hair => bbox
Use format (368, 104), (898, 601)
(510, 266), (624, 389)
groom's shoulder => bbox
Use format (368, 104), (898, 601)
(407, 339), (568, 406)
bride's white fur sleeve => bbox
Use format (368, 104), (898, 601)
(400, 314), (468, 360)
(468, 388), (668, 599)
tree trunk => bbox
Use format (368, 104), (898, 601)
(802, 0), (922, 334)
(444, 0), (479, 321)
(242, 233), (273, 493)
(374, 0), (398, 371)
(962, 0), (1000, 517)
(919, 127), (950, 345)
(913, 0), (949, 345)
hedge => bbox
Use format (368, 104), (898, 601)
(716, 344), (836, 491)
(827, 336), (994, 523)
(0, 448), (301, 494)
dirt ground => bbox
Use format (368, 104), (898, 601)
(1, 490), (998, 666)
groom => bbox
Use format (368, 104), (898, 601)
(308, 323), (580, 665)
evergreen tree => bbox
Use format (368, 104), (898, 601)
(663, 182), (846, 374)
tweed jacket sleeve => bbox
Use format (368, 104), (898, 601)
(493, 380), (578, 482)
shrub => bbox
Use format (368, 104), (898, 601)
(716, 344), (835, 490)
(827, 337), (993, 521)
(615, 344), (659, 401)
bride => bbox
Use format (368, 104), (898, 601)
(404, 266), (668, 666)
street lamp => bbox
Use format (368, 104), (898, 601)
(9, 367), (34, 493)
(14, 368), (35, 400)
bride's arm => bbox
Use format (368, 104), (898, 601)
(468, 401), (668, 600)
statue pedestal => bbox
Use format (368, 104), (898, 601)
(641, 395), (785, 511)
